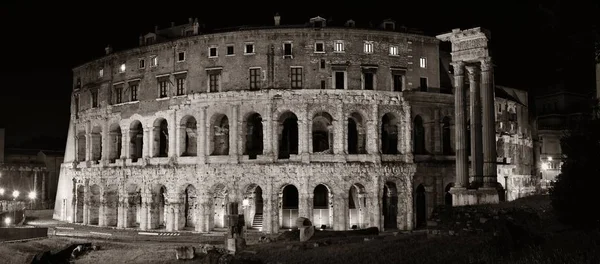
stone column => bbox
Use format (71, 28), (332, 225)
(230, 105), (239, 162)
(143, 127), (151, 158)
(117, 195), (125, 228)
(433, 109), (441, 153)
(101, 124), (109, 161)
(272, 121), (280, 160)
(480, 58), (497, 188)
(343, 119), (349, 154)
(467, 65), (484, 186)
(335, 195), (349, 231)
(86, 131), (92, 161)
(98, 194), (107, 227)
(139, 192), (150, 230)
(370, 104), (380, 155)
(198, 106), (207, 163)
(403, 105), (414, 162)
(121, 128), (129, 159)
(300, 109), (310, 162)
(263, 187), (276, 233)
(451, 61), (469, 188)
(263, 104), (273, 157)
(205, 121), (211, 158)
(333, 120), (343, 155)
(83, 184), (90, 225)
(33, 171), (39, 195)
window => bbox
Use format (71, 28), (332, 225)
(363, 72), (374, 90)
(389, 46), (398, 56)
(245, 43), (254, 54)
(176, 77), (185, 95)
(334, 71), (345, 89)
(226, 45), (234, 56)
(320, 59), (325, 69)
(130, 84), (138, 101)
(150, 56), (158, 67)
(177, 52), (185, 62)
(364, 42), (373, 54)
(249, 68), (260, 90)
(283, 42), (292, 57)
(209, 47), (218, 58)
(115, 85), (123, 104)
(420, 77), (428, 91)
(98, 69), (104, 78)
(321, 80), (326, 89)
(119, 63), (126, 73)
(91, 90), (98, 107)
(139, 59), (145, 69)
(314, 42), (324, 53)
(392, 74), (403, 92)
(290, 67), (302, 89)
(420, 57), (427, 68)
(334, 41), (344, 52)
(209, 73), (220, 92)
(158, 80), (168, 98)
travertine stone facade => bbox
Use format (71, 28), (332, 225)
(53, 18), (537, 233)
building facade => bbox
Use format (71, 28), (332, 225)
(54, 16), (537, 233)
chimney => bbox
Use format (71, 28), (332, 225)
(189, 17), (193, 24)
(105, 45), (112, 55)
(171, 21), (175, 27)
(0, 128), (4, 164)
(274, 13), (281, 26)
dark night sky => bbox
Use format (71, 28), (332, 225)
(0, 1), (596, 150)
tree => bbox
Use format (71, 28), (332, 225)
(550, 99), (600, 229)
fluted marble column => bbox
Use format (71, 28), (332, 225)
(480, 58), (497, 188)
(466, 65), (484, 186)
(452, 61), (469, 188)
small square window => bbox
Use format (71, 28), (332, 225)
(150, 56), (158, 67)
(209, 47), (218, 58)
(139, 59), (145, 69)
(177, 52), (185, 62)
(364, 42), (373, 54)
(320, 59), (325, 69)
(420, 57), (427, 68)
(334, 41), (344, 52)
(315, 42), (324, 53)
(245, 43), (254, 54)
(98, 69), (104, 78)
(226, 45), (234, 55)
(119, 63), (126, 73)
(389, 46), (398, 56)
(283, 42), (292, 57)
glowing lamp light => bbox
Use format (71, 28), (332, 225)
(548, 157), (553, 161)
(541, 163), (549, 171)
(0, 188), (4, 195)
(28, 191), (37, 200)
(120, 64), (126, 72)
(4, 217), (11, 225)
(242, 199), (249, 207)
(12, 190), (19, 199)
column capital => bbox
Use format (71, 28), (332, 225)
(465, 65), (479, 82)
(480, 57), (493, 72)
(450, 61), (465, 75)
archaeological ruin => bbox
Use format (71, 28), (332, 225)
(53, 15), (538, 233)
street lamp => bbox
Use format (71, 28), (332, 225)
(4, 217), (11, 226)
(0, 188), (4, 196)
(541, 162), (549, 171)
(12, 190), (19, 199)
(28, 191), (36, 200)
(548, 156), (553, 161)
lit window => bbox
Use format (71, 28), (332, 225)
(389, 46), (398, 56)
(420, 57), (427, 68)
(177, 52), (185, 62)
(150, 56), (158, 67)
(334, 41), (344, 52)
(139, 59), (145, 69)
(245, 43), (254, 54)
(315, 42), (324, 53)
(209, 47), (218, 58)
(119, 63), (126, 73)
(98, 69), (104, 78)
(364, 42), (373, 54)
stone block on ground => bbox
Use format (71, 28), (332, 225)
(296, 217), (312, 228)
(175, 246), (195, 260)
(299, 226), (315, 242)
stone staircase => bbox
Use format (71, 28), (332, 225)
(252, 214), (263, 230)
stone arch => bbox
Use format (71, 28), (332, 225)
(210, 113), (229, 156)
(211, 183), (229, 229)
(108, 123), (122, 163)
(413, 115), (426, 154)
(242, 183), (264, 230)
(415, 184), (426, 228)
(382, 181), (398, 230)
(124, 183), (142, 228)
(152, 118), (169, 157)
(104, 184), (119, 227)
(278, 111), (299, 159)
(279, 184), (299, 229)
(179, 115), (197, 157)
(347, 112), (366, 154)
(89, 184), (101, 225)
(91, 126), (102, 162)
(312, 112), (334, 153)
(182, 184), (197, 228)
(442, 116), (452, 155)
(445, 182), (454, 206)
(313, 183), (334, 229)
(75, 185), (84, 223)
(349, 183), (367, 229)
(243, 112), (264, 159)
(76, 130), (86, 162)
(129, 120), (143, 162)
(150, 184), (167, 229)
(381, 113), (399, 154)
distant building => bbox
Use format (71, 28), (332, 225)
(0, 128), (63, 209)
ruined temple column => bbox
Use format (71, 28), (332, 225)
(33, 171), (39, 195)
(121, 128), (129, 159)
(197, 106), (207, 163)
(480, 58), (498, 188)
(230, 105), (239, 162)
(452, 61), (469, 188)
(466, 65), (484, 186)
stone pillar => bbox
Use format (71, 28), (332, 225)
(117, 195), (125, 228)
(33, 171), (39, 194)
(263, 187), (276, 233)
(433, 109), (441, 154)
(205, 121), (211, 158)
(263, 104), (273, 157)
(139, 192), (150, 230)
(101, 124), (109, 161)
(371, 181), (381, 230)
(403, 105), (414, 162)
(467, 65), (484, 186)
(83, 184), (90, 225)
(333, 120), (343, 155)
(343, 119), (349, 154)
(170, 112), (178, 157)
(272, 121), (280, 160)
(480, 58), (498, 188)
(121, 128), (129, 159)
(405, 175), (414, 230)
(451, 61), (469, 188)
(143, 127), (151, 158)
(299, 192), (313, 220)
(98, 194), (106, 227)
(230, 105), (239, 162)
(198, 106), (207, 163)
(86, 131), (92, 161)
(300, 110), (310, 162)
(370, 104), (380, 155)
(335, 195), (349, 231)
(41, 172), (46, 203)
